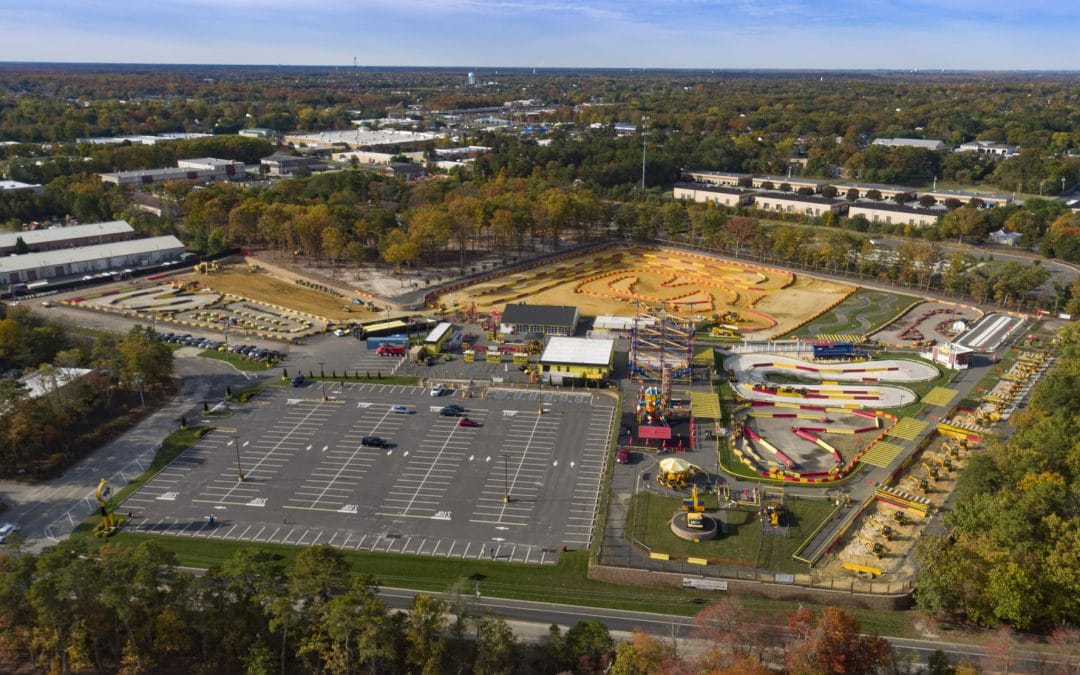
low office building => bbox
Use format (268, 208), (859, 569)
(538, 337), (615, 385)
(871, 138), (946, 151)
(673, 183), (754, 208)
(750, 175), (835, 193)
(0, 180), (43, 194)
(0, 235), (185, 285)
(333, 150), (395, 165)
(848, 202), (941, 228)
(381, 163), (426, 181)
(681, 170), (750, 187)
(0, 220), (136, 256)
(500, 303), (579, 337)
(259, 153), (329, 176)
(753, 192), (848, 217)
(957, 141), (1018, 159)
(98, 158), (245, 186)
(832, 182), (915, 201)
(921, 188), (1012, 207)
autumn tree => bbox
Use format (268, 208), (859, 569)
(784, 606), (895, 675)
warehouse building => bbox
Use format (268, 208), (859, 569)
(98, 158), (245, 186)
(0, 236), (185, 285)
(0, 180), (43, 194)
(259, 153), (329, 176)
(539, 337), (615, 386)
(0, 220), (136, 256)
(500, 303), (579, 337)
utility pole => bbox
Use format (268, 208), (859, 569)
(134, 373), (145, 408)
(474, 583), (482, 640)
(640, 116), (649, 193)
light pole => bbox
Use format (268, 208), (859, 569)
(474, 583), (481, 640)
(233, 436), (245, 482)
(134, 373), (145, 408)
(640, 115), (650, 193)
(503, 453), (510, 503)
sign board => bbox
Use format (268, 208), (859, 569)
(774, 573), (795, 584)
(681, 578), (728, 591)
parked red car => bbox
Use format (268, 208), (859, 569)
(458, 417), (481, 428)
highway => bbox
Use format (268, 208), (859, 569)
(375, 585), (1076, 672)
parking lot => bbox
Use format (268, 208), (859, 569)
(121, 382), (617, 564)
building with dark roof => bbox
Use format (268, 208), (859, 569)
(848, 202), (942, 228)
(500, 303), (580, 337)
(259, 153), (329, 176)
(752, 192), (848, 217)
(673, 183), (755, 208)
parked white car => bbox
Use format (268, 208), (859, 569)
(0, 522), (19, 544)
(430, 383), (445, 397)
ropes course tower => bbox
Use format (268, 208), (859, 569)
(629, 308), (697, 389)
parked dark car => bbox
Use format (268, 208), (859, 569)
(291, 374), (305, 387)
(361, 436), (388, 448)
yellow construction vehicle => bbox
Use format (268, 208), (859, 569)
(921, 462), (940, 482)
(762, 499), (784, 527)
(682, 485), (705, 513)
(94, 478), (124, 537)
(858, 534), (888, 559)
(869, 519), (894, 541)
(928, 453), (953, 472)
(194, 260), (220, 274)
(907, 475), (930, 493)
(892, 510), (907, 526)
(687, 512), (704, 529)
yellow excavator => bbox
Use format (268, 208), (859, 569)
(94, 478), (124, 537)
(907, 475), (930, 494)
(762, 499), (784, 527)
(869, 519), (894, 541)
(858, 534), (888, 559)
(921, 461), (940, 482)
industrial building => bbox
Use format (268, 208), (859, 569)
(539, 337), (615, 385)
(0, 220), (136, 256)
(956, 141), (1019, 159)
(98, 158), (245, 186)
(282, 128), (445, 150)
(500, 304), (580, 337)
(673, 183), (754, 208)
(0, 180), (43, 194)
(259, 154), (329, 176)
(77, 133), (212, 146)
(0, 235), (185, 285)
(871, 138), (946, 150)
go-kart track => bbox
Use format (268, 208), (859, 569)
(724, 354), (939, 408)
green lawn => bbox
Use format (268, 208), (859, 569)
(625, 492), (836, 574)
(104, 532), (918, 638)
(199, 349), (274, 371)
(787, 289), (919, 338)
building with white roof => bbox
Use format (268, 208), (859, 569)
(0, 180), (43, 194)
(871, 138), (946, 151)
(957, 141), (1018, 159)
(673, 183), (755, 208)
(539, 337), (615, 385)
(0, 236), (185, 285)
(0, 220), (135, 255)
(283, 128), (445, 150)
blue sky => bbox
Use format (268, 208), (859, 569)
(2, 0), (1077, 69)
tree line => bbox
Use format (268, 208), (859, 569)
(0, 538), (910, 674)
(915, 322), (1080, 633)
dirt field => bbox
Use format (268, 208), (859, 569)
(176, 268), (380, 323)
(448, 246), (853, 338)
(818, 434), (974, 582)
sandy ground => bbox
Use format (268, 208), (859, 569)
(448, 247), (851, 335)
(175, 268), (381, 323)
(870, 301), (982, 348)
(818, 434), (973, 580)
(724, 354), (939, 409)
